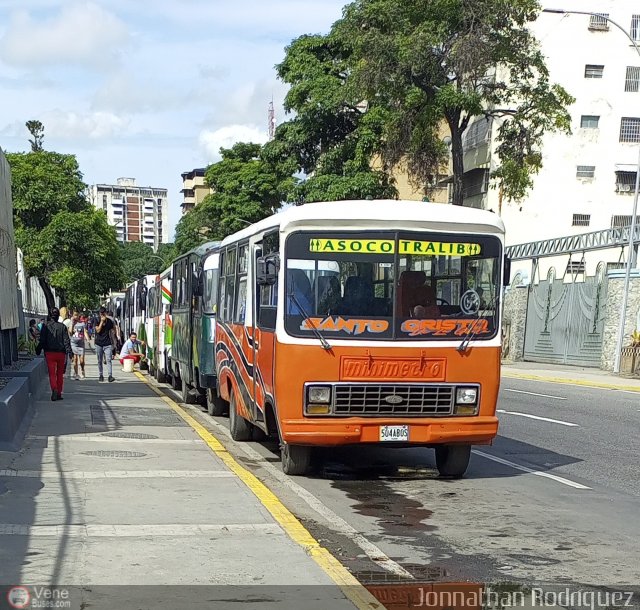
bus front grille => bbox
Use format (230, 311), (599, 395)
(333, 384), (454, 417)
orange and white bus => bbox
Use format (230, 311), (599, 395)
(214, 200), (508, 477)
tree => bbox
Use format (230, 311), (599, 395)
(263, 34), (397, 203)
(26, 120), (45, 152)
(7, 147), (123, 309)
(119, 241), (178, 283)
(26, 210), (124, 310)
(335, 0), (574, 204)
(174, 142), (296, 254)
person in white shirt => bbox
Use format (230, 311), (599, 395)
(119, 332), (144, 368)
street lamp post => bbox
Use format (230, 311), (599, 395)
(543, 8), (640, 373)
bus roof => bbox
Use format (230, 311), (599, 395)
(219, 200), (505, 247)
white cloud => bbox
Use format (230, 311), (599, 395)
(199, 125), (268, 161)
(0, 2), (130, 68)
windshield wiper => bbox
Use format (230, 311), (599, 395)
(288, 292), (332, 351)
(457, 295), (499, 353)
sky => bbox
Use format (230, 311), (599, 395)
(0, 0), (348, 239)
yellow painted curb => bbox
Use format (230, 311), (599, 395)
(134, 372), (381, 610)
(502, 371), (640, 393)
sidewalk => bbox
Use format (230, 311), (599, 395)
(502, 360), (640, 391)
(0, 357), (374, 610)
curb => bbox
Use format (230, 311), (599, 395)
(134, 371), (381, 610)
(502, 371), (640, 393)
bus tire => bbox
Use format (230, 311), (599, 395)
(229, 392), (252, 441)
(156, 367), (166, 384)
(181, 380), (197, 405)
(206, 389), (227, 417)
(435, 445), (471, 479)
(281, 443), (311, 476)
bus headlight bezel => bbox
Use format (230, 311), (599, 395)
(305, 385), (333, 415)
(454, 386), (479, 415)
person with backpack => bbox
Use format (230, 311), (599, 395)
(36, 307), (72, 401)
(95, 307), (115, 382)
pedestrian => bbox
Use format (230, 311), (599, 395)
(70, 315), (90, 380)
(35, 307), (72, 401)
(95, 307), (115, 382)
(119, 331), (145, 368)
(28, 319), (40, 343)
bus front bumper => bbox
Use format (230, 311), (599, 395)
(199, 373), (217, 389)
(280, 416), (498, 447)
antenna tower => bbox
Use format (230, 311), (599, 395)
(268, 99), (276, 140)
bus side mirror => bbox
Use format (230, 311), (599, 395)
(503, 256), (512, 287)
(257, 254), (279, 286)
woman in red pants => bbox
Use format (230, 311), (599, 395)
(36, 307), (72, 401)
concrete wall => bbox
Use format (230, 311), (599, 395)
(501, 281), (529, 362)
(601, 275), (640, 371)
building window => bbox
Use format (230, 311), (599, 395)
(620, 118), (640, 142)
(462, 168), (489, 198)
(589, 13), (609, 31)
(615, 171), (637, 193)
(611, 215), (640, 228)
(463, 119), (491, 150)
(580, 115), (600, 129)
(566, 261), (586, 274)
(631, 14), (640, 41)
(625, 66), (640, 92)
(607, 262), (626, 272)
(584, 64), (604, 79)
(572, 214), (591, 227)
(576, 165), (596, 179)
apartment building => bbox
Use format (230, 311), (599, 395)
(90, 178), (168, 251)
(181, 168), (213, 214)
(456, 2), (640, 274)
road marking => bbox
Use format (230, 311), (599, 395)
(502, 371), (640, 393)
(0, 469), (235, 479)
(0, 523), (282, 537)
(503, 388), (567, 400)
(135, 372), (380, 610)
(29, 435), (201, 444)
(472, 450), (591, 489)
(497, 410), (578, 427)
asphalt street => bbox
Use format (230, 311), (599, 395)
(172, 374), (640, 596)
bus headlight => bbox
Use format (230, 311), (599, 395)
(305, 385), (332, 415)
(307, 386), (331, 404)
(454, 387), (479, 415)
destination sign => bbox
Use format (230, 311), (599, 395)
(309, 238), (481, 256)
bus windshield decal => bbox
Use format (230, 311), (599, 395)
(308, 238), (481, 257)
(301, 317), (389, 336)
(401, 319), (491, 338)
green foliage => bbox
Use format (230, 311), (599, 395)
(120, 241), (178, 283)
(7, 148), (123, 309)
(175, 142), (296, 255)
(8, 151), (89, 231)
(26, 210), (125, 309)
(334, 0), (574, 204)
(264, 33), (397, 203)
(26, 120), (45, 152)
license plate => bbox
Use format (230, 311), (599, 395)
(380, 425), (409, 442)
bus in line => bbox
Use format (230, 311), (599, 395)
(169, 241), (221, 405)
(212, 200), (508, 477)
(122, 274), (157, 365)
(150, 266), (173, 384)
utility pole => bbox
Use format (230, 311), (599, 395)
(268, 99), (276, 141)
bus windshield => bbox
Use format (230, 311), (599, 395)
(285, 231), (501, 341)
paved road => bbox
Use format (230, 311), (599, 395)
(172, 374), (640, 600)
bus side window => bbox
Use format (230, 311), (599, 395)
(234, 244), (248, 324)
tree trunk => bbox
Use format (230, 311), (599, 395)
(37, 277), (56, 315)
(450, 123), (465, 206)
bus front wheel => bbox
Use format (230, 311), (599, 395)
(229, 392), (252, 441)
(156, 366), (166, 384)
(181, 380), (197, 405)
(435, 444), (471, 479)
(281, 443), (311, 476)
(207, 389), (227, 417)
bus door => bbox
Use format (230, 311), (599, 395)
(252, 234), (278, 429)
